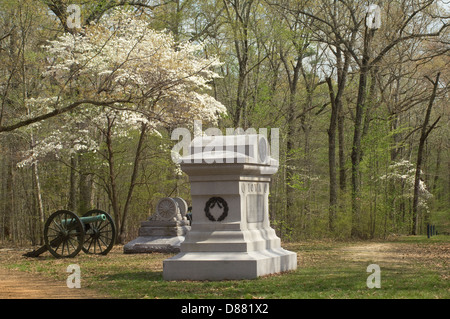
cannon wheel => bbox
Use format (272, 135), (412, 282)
(44, 210), (85, 258)
(81, 209), (116, 255)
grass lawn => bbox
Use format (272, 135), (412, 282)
(0, 235), (448, 299)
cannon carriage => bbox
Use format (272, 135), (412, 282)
(24, 209), (116, 258)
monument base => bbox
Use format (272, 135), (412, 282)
(124, 236), (186, 253)
(163, 248), (297, 280)
(124, 218), (190, 254)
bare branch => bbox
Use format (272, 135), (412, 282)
(371, 23), (449, 67)
(0, 98), (132, 133)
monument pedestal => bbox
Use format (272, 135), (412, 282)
(163, 135), (297, 280)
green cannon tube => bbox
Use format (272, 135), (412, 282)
(61, 214), (106, 226)
(80, 214), (106, 224)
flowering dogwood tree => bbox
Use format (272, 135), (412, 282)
(18, 8), (226, 163)
(48, 8), (225, 122)
(16, 8), (226, 242)
(5, 8), (226, 135)
(379, 160), (433, 213)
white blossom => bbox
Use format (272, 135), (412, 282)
(19, 8), (226, 169)
(379, 160), (433, 211)
(41, 8), (226, 123)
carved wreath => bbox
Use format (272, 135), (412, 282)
(204, 197), (229, 222)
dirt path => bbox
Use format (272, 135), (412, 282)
(0, 266), (104, 299)
(0, 247), (109, 299)
(339, 242), (403, 262)
(338, 240), (449, 281)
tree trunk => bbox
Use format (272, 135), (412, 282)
(338, 102), (346, 192)
(78, 153), (93, 214)
(223, 0), (252, 128)
(431, 139), (442, 196)
(0, 140), (13, 242)
(285, 70), (300, 226)
(105, 116), (120, 243)
(350, 26), (375, 239)
(448, 159), (450, 207)
(31, 161), (45, 245)
(279, 40), (303, 229)
(68, 154), (78, 212)
(326, 77), (338, 232)
(412, 72), (440, 235)
(334, 40), (351, 194)
(119, 123), (147, 243)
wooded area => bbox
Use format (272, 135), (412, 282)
(0, 0), (449, 245)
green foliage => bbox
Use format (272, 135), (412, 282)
(1, 0), (449, 245)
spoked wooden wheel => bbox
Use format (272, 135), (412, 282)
(44, 210), (85, 258)
(81, 209), (116, 255)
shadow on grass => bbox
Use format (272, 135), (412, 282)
(95, 266), (377, 299)
(100, 270), (164, 282)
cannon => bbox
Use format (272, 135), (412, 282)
(24, 209), (116, 258)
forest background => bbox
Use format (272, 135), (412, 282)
(0, 0), (449, 246)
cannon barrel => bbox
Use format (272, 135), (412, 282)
(80, 214), (106, 224)
(62, 214), (106, 226)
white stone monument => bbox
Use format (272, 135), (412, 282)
(124, 197), (191, 253)
(163, 134), (297, 280)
